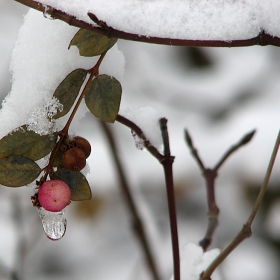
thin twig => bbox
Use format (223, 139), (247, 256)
(99, 120), (161, 280)
(159, 119), (180, 280)
(115, 115), (164, 162)
(214, 130), (256, 171)
(201, 130), (280, 279)
(116, 115), (180, 280)
(185, 129), (255, 251)
(15, 0), (280, 47)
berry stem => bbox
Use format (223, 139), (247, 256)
(62, 52), (107, 134)
(42, 52), (107, 180)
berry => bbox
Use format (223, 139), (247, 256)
(72, 136), (91, 158)
(38, 180), (71, 212)
(62, 147), (86, 171)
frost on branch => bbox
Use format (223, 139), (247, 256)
(121, 106), (164, 152)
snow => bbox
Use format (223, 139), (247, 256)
(120, 106), (164, 151)
(1, 2), (280, 280)
(36, 0), (280, 40)
(0, 8), (125, 138)
(169, 243), (220, 280)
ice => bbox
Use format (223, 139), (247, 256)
(36, 0), (280, 40)
(120, 106), (164, 152)
(37, 207), (67, 241)
(42, 4), (55, 20)
(131, 130), (145, 150)
(26, 96), (63, 135)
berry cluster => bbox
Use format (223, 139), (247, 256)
(37, 136), (91, 212)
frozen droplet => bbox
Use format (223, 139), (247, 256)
(43, 5), (55, 20)
(37, 207), (67, 241)
(131, 130), (145, 150)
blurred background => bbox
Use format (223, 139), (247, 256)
(1, 0), (280, 279)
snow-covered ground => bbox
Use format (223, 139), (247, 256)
(0, 1), (280, 279)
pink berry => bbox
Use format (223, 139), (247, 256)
(38, 180), (71, 212)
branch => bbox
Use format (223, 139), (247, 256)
(185, 129), (255, 251)
(15, 0), (280, 47)
(201, 130), (280, 280)
(116, 115), (180, 280)
(99, 120), (161, 280)
(214, 130), (256, 171)
(159, 118), (180, 280)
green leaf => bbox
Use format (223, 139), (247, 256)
(0, 125), (57, 161)
(85, 75), (122, 123)
(0, 156), (41, 187)
(51, 169), (92, 201)
(69, 29), (118, 57)
(53, 68), (88, 119)
(52, 147), (64, 169)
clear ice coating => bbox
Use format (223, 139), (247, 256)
(37, 207), (67, 241)
(131, 130), (145, 150)
(43, 5), (55, 20)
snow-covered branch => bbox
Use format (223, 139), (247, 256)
(16, 0), (280, 47)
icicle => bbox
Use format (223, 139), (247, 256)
(37, 207), (67, 241)
(131, 130), (145, 150)
(43, 5), (55, 20)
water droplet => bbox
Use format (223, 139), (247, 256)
(43, 5), (55, 20)
(131, 130), (145, 150)
(37, 207), (67, 241)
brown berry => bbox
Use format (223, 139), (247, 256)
(72, 136), (91, 158)
(62, 147), (86, 171)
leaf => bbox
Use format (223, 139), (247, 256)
(52, 147), (64, 169)
(69, 29), (118, 57)
(53, 69), (88, 119)
(0, 125), (57, 161)
(51, 169), (92, 201)
(0, 156), (41, 187)
(85, 75), (122, 123)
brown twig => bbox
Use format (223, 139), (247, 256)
(15, 0), (280, 47)
(184, 129), (256, 251)
(201, 130), (280, 280)
(116, 115), (180, 280)
(159, 118), (180, 280)
(99, 120), (161, 280)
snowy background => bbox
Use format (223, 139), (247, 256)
(1, 0), (280, 279)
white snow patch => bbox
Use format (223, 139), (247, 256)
(0, 8), (125, 138)
(120, 106), (164, 151)
(170, 242), (220, 280)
